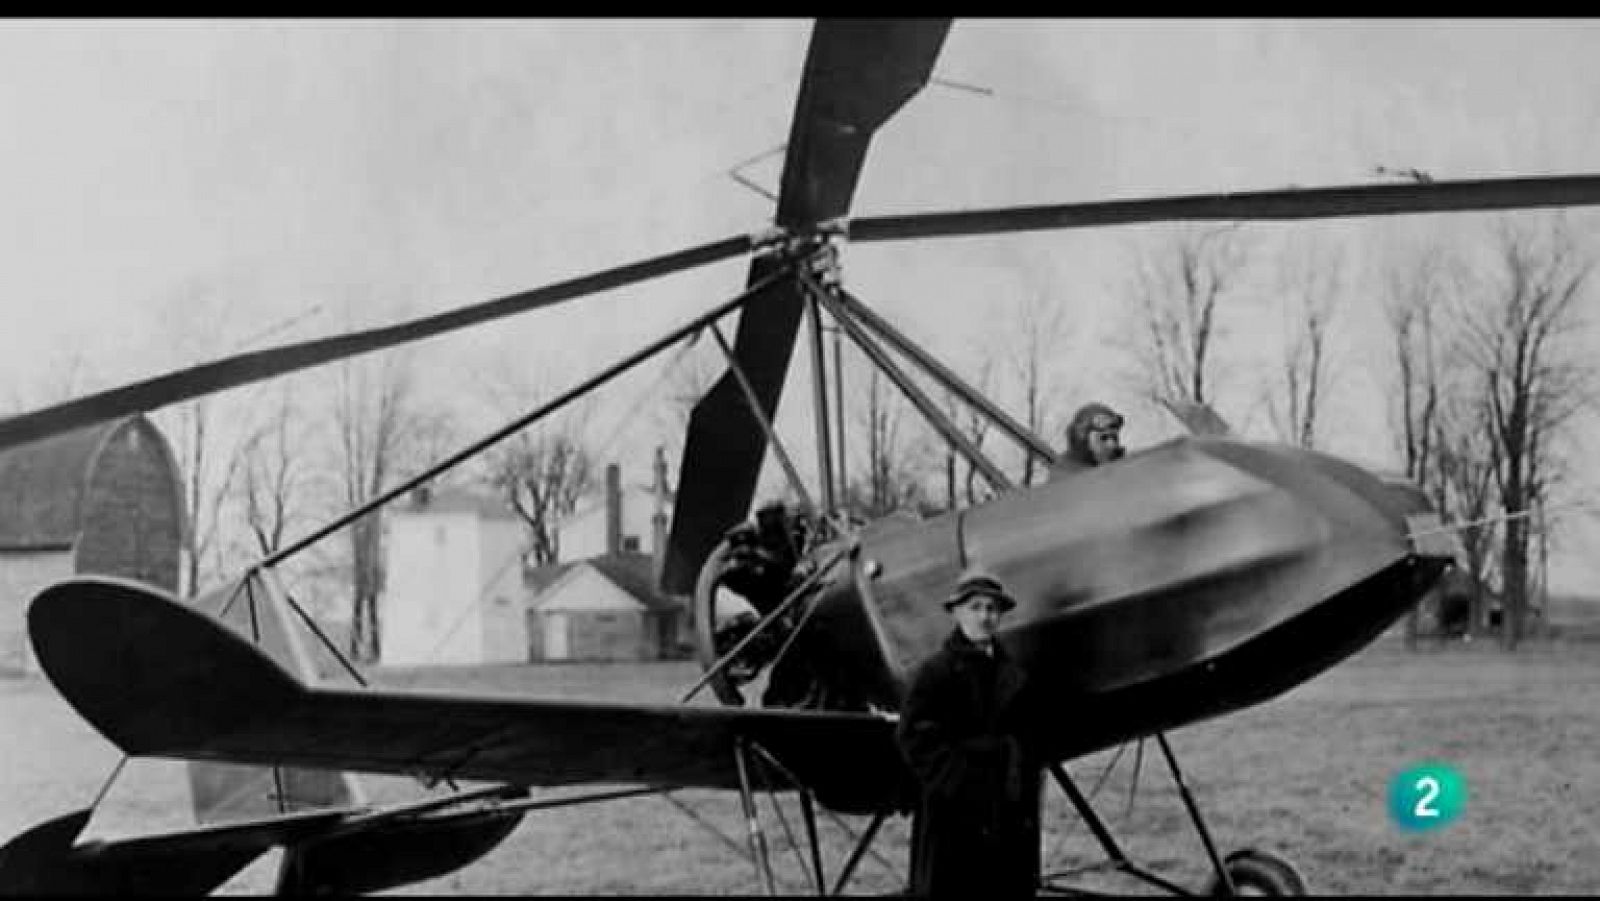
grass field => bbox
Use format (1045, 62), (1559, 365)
(5, 635), (1600, 895)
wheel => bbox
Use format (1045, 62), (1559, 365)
(1204, 848), (1309, 896)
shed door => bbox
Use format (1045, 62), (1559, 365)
(544, 613), (569, 661)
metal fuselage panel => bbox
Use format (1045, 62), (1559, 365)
(797, 437), (1449, 760)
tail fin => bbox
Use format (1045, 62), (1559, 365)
(184, 570), (364, 824)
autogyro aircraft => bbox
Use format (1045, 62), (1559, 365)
(3, 17), (1600, 897)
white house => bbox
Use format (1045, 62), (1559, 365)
(380, 486), (527, 667)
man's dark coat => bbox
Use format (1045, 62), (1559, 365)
(896, 627), (1043, 898)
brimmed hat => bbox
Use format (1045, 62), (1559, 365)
(943, 566), (1016, 612)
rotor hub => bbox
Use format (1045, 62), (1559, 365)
(750, 220), (848, 290)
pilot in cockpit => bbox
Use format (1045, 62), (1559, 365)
(1047, 402), (1125, 482)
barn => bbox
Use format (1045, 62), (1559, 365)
(0, 415), (184, 674)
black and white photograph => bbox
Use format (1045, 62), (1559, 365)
(1, 18), (1598, 895)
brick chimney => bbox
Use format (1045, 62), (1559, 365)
(605, 463), (622, 557)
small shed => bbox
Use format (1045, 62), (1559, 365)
(526, 552), (684, 662)
(0, 415), (184, 674)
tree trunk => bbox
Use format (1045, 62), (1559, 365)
(1502, 515), (1529, 650)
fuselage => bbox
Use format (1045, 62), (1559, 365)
(786, 435), (1454, 762)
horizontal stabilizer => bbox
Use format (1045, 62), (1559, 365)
(0, 788), (529, 897)
(275, 797), (527, 895)
(0, 805), (338, 896)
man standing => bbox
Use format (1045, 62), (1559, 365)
(896, 567), (1042, 898)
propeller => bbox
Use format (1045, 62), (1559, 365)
(659, 19), (953, 594)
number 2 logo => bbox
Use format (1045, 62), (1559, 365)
(1413, 776), (1441, 818)
(1391, 763), (1464, 831)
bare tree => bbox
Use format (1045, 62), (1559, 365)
(1436, 393), (1500, 631)
(146, 276), (327, 595)
(1124, 225), (1251, 407)
(5, 347), (95, 415)
(468, 348), (607, 568)
(1270, 236), (1342, 448)
(847, 368), (930, 518)
(1383, 239), (1467, 646)
(483, 420), (595, 566)
(330, 352), (455, 663)
(937, 361), (994, 510)
(1458, 214), (1596, 648)
(1384, 241), (1457, 505)
(236, 384), (311, 557)
(166, 398), (247, 596)
(1004, 290), (1069, 484)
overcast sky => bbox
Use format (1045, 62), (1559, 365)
(1, 18), (1597, 590)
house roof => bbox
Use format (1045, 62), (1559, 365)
(524, 551), (680, 613)
(0, 418), (133, 550)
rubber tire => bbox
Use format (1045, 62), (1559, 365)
(1205, 848), (1310, 896)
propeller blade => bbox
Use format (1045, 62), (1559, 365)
(661, 256), (804, 594)
(849, 174), (1600, 242)
(660, 19), (950, 594)
(0, 234), (751, 454)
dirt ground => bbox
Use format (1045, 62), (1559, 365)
(4, 636), (1599, 895)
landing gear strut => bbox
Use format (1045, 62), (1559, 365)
(1041, 733), (1309, 897)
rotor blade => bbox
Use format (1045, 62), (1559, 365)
(0, 234), (751, 454)
(660, 19), (951, 594)
(775, 18), (952, 228)
(848, 174), (1600, 242)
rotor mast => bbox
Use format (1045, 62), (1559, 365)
(755, 222), (1061, 522)
(803, 277), (837, 518)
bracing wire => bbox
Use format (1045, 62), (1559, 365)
(229, 270), (780, 701)
(1406, 496), (1600, 541)
(1044, 743), (1130, 869)
(87, 755), (129, 812)
(657, 791), (759, 868)
(927, 66), (1216, 148)
(755, 766), (813, 891)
